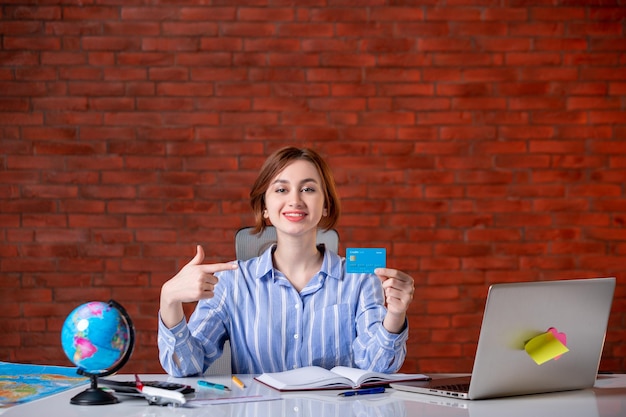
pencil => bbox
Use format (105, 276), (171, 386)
(231, 375), (245, 389)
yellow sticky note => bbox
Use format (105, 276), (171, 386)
(524, 331), (569, 365)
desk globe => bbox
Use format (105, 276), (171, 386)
(61, 299), (134, 405)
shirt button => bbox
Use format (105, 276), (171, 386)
(294, 304), (299, 309)
(293, 334), (299, 339)
(177, 333), (183, 338)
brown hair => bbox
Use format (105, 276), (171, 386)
(249, 147), (341, 234)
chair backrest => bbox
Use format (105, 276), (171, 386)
(204, 226), (339, 375)
(203, 340), (232, 376)
(235, 226), (339, 261)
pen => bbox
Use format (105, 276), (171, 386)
(198, 380), (231, 391)
(231, 375), (246, 389)
(338, 386), (386, 397)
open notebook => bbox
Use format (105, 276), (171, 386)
(392, 277), (615, 400)
(255, 366), (429, 391)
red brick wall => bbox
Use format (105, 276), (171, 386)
(1, 2), (625, 374)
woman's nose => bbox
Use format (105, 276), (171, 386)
(288, 190), (303, 205)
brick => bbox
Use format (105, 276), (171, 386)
(179, 6), (236, 21)
(608, 156), (626, 168)
(535, 38), (588, 51)
(589, 7), (626, 20)
(244, 38), (300, 53)
(336, 22), (395, 38)
(552, 155), (606, 169)
(463, 68), (519, 82)
(564, 52), (622, 66)
(533, 111), (588, 124)
(581, 68), (626, 81)
(363, 38), (416, 53)
(301, 39), (358, 53)
(0, 51), (39, 66)
(238, 7), (294, 21)
(373, 7), (425, 21)
(567, 97), (621, 110)
(521, 68), (578, 81)
(366, 96), (400, 111)
(278, 23), (334, 37)
(249, 68), (305, 82)
(453, 97), (507, 110)
(2, 258), (57, 273)
(40, 51), (87, 66)
(560, 126), (613, 140)
(483, 7), (528, 21)
(64, 6), (119, 20)
(467, 229), (522, 242)
(398, 96), (448, 112)
(453, 22), (508, 36)
(589, 111), (626, 124)
(367, 64), (423, 81)
(307, 98), (366, 112)
(0, 97), (29, 112)
(4, 36), (60, 50)
(506, 52), (562, 66)
(529, 140), (586, 154)
(418, 38), (474, 52)
(463, 257), (520, 270)
(433, 52), (495, 67)
(419, 257), (461, 271)
(569, 22), (623, 36)
(309, 8), (368, 22)
(591, 169), (626, 184)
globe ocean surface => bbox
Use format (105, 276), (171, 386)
(61, 301), (131, 375)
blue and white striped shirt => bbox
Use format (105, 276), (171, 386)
(158, 245), (408, 376)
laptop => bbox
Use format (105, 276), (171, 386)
(391, 277), (616, 400)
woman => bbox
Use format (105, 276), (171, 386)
(158, 147), (415, 376)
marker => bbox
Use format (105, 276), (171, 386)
(231, 375), (246, 389)
(338, 386), (386, 397)
(198, 380), (231, 391)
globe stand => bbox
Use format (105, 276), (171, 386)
(70, 374), (119, 405)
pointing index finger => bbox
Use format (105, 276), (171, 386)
(199, 262), (238, 274)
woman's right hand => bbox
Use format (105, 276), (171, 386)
(159, 245), (238, 328)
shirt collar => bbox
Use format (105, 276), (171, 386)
(253, 243), (344, 281)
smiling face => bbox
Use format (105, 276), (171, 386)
(249, 147), (341, 235)
(263, 159), (327, 238)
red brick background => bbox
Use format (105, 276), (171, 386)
(1, 1), (625, 374)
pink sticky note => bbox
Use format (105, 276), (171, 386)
(547, 327), (567, 360)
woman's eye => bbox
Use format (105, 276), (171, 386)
(275, 188), (287, 193)
(301, 187), (315, 192)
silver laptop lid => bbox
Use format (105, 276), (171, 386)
(468, 277), (615, 399)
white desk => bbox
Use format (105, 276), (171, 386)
(3, 373), (626, 417)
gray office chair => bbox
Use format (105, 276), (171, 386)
(204, 226), (339, 375)
(203, 340), (232, 376)
(235, 226), (340, 260)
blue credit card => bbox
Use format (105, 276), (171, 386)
(346, 248), (386, 274)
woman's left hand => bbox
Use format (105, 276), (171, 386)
(375, 268), (415, 333)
